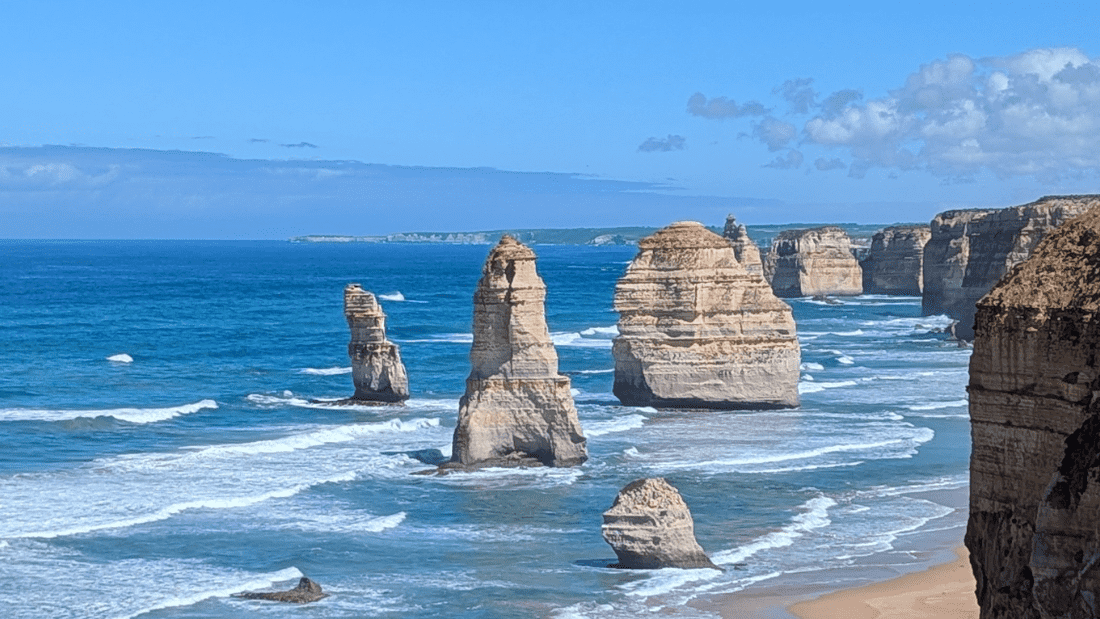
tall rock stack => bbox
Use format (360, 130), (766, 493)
(763, 226), (863, 297)
(923, 196), (1098, 340)
(344, 284), (409, 403)
(861, 225), (931, 295)
(967, 207), (1100, 618)
(612, 221), (800, 409)
(449, 236), (587, 468)
(721, 214), (764, 277)
(602, 478), (717, 569)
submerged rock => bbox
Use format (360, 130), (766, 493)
(448, 236), (587, 468)
(612, 221), (800, 409)
(861, 225), (931, 295)
(967, 206), (1100, 618)
(602, 478), (717, 569)
(764, 226), (862, 297)
(721, 214), (764, 277)
(235, 577), (329, 603)
(344, 284), (409, 402)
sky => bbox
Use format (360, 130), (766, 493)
(4, 1), (1100, 238)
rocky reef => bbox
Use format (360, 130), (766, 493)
(448, 236), (588, 468)
(967, 206), (1100, 618)
(722, 214), (764, 277)
(612, 221), (800, 409)
(923, 196), (1098, 340)
(344, 284), (409, 402)
(764, 226), (863, 297)
(861, 225), (931, 295)
(602, 477), (716, 569)
(235, 577), (329, 603)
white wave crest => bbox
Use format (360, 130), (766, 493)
(106, 353), (133, 363)
(379, 291), (405, 301)
(798, 380), (857, 394)
(579, 325), (618, 337)
(713, 496), (837, 565)
(0, 399), (218, 424)
(905, 399), (968, 411)
(584, 414), (646, 437)
(300, 366), (353, 375)
(551, 332), (614, 348)
(800, 362), (825, 371)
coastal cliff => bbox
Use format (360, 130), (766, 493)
(923, 196), (1098, 339)
(722, 214), (764, 277)
(967, 206), (1100, 618)
(612, 221), (800, 409)
(861, 225), (930, 295)
(449, 236), (588, 468)
(344, 284), (409, 402)
(764, 226), (863, 297)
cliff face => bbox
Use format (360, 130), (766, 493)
(861, 225), (931, 295)
(344, 284), (409, 402)
(602, 478), (716, 569)
(967, 206), (1100, 619)
(923, 196), (1098, 339)
(613, 221), (800, 409)
(450, 236), (587, 468)
(722, 214), (764, 277)
(764, 226), (863, 297)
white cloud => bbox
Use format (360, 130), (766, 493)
(0, 162), (119, 188)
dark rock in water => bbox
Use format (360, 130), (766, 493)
(811, 295), (842, 305)
(235, 577), (328, 604)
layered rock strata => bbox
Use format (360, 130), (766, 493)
(763, 226), (863, 297)
(722, 214), (764, 277)
(345, 284), (409, 402)
(923, 196), (1099, 340)
(449, 236), (587, 468)
(612, 221), (800, 409)
(602, 477), (717, 569)
(967, 206), (1100, 618)
(235, 577), (329, 603)
(861, 225), (931, 295)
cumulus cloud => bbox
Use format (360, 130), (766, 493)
(638, 134), (686, 152)
(694, 47), (1100, 181)
(280, 142), (318, 149)
(687, 92), (767, 118)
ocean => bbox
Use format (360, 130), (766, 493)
(0, 240), (971, 618)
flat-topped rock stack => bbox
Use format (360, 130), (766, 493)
(861, 225), (931, 295)
(764, 226), (862, 297)
(344, 284), (409, 403)
(612, 221), (800, 409)
(923, 195), (1099, 339)
(721, 214), (764, 277)
(967, 206), (1100, 618)
(602, 478), (717, 569)
(449, 236), (587, 468)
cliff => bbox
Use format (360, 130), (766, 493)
(923, 196), (1098, 339)
(602, 478), (717, 569)
(967, 206), (1100, 618)
(861, 225), (931, 295)
(344, 284), (409, 402)
(449, 236), (588, 468)
(722, 214), (764, 277)
(763, 226), (863, 297)
(612, 221), (800, 409)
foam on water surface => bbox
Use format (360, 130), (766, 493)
(0, 399), (218, 424)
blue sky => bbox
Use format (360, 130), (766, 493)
(4, 1), (1100, 238)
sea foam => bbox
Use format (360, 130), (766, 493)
(0, 399), (218, 424)
(106, 353), (133, 363)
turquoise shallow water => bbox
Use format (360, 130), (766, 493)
(0, 240), (971, 618)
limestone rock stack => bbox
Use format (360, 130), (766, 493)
(449, 236), (587, 468)
(923, 196), (1098, 340)
(602, 478), (717, 569)
(763, 226), (863, 297)
(612, 221), (800, 409)
(722, 214), (764, 277)
(967, 206), (1100, 618)
(344, 284), (409, 403)
(860, 225), (931, 295)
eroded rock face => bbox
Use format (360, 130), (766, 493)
(449, 236), (587, 468)
(861, 225), (931, 295)
(345, 284), (409, 402)
(612, 221), (800, 409)
(923, 196), (1098, 340)
(235, 577), (329, 603)
(722, 214), (764, 277)
(602, 478), (717, 569)
(763, 226), (862, 297)
(967, 206), (1100, 618)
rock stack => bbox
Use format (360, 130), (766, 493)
(344, 284), (409, 403)
(602, 478), (716, 569)
(612, 221), (800, 409)
(722, 214), (764, 277)
(764, 226), (863, 297)
(235, 577), (329, 603)
(861, 225), (931, 295)
(923, 195), (1098, 339)
(449, 236), (587, 468)
(967, 206), (1100, 618)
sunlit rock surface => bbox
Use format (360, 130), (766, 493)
(602, 477), (717, 569)
(764, 226), (862, 297)
(345, 284), (409, 402)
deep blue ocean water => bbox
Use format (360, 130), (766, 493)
(0, 240), (971, 618)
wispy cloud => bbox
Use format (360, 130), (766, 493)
(637, 134), (686, 152)
(764, 150), (804, 169)
(190, 136), (215, 140)
(280, 141), (318, 149)
(249, 138), (270, 144)
(686, 93), (767, 119)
